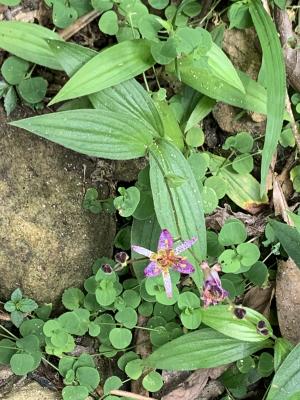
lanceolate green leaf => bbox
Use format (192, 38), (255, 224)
(10, 110), (154, 160)
(47, 40), (97, 76)
(185, 95), (216, 132)
(0, 21), (62, 70)
(202, 305), (273, 342)
(131, 216), (161, 282)
(48, 40), (163, 137)
(249, 0), (286, 195)
(175, 56), (267, 114)
(144, 327), (272, 370)
(267, 343), (300, 400)
(49, 40), (155, 105)
(269, 220), (300, 268)
(149, 140), (206, 288)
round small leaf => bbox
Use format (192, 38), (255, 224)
(178, 292), (200, 310)
(232, 154), (253, 174)
(186, 126), (204, 147)
(62, 288), (85, 310)
(202, 186), (218, 214)
(92, 0), (113, 11)
(218, 249), (241, 273)
(125, 358), (143, 379)
(205, 175), (227, 199)
(18, 77), (48, 104)
(76, 366), (100, 391)
(138, 301), (154, 317)
(98, 11), (119, 35)
(52, 1), (78, 28)
(180, 308), (202, 330)
(1, 56), (29, 85)
(104, 375), (122, 394)
(123, 289), (141, 309)
(109, 328), (132, 349)
(62, 385), (89, 400)
(115, 307), (138, 329)
(244, 261), (268, 286)
(142, 371), (164, 392)
(149, 0), (169, 9)
(117, 351), (139, 371)
(219, 219), (247, 246)
(10, 353), (35, 375)
(258, 352), (274, 377)
(237, 243), (260, 267)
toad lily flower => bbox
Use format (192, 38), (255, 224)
(201, 261), (228, 307)
(132, 229), (197, 298)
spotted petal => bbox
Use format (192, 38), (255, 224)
(162, 271), (173, 298)
(174, 237), (197, 255)
(132, 245), (154, 258)
(144, 262), (161, 277)
(173, 259), (195, 274)
(158, 229), (173, 250)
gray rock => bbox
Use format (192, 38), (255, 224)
(0, 106), (115, 304)
(213, 28), (266, 134)
(3, 382), (58, 400)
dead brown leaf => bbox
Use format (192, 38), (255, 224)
(276, 259), (300, 344)
(161, 366), (227, 400)
(272, 174), (294, 225)
(205, 204), (267, 237)
(243, 285), (274, 319)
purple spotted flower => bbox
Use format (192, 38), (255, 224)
(201, 261), (228, 307)
(132, 229), (197, 298)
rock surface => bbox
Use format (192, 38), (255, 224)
(0, 106), (115, 304)
(213, 28), (266, 134)
(276, 258), (300, 344)
(3, 382), (58, 400)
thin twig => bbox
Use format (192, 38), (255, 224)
(285, 95), (300, 152)
(59, 10), (101, 40)
(110, 390), (151, 400)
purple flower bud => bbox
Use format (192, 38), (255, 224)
(234, 307), (247, 319)
(256, 320), (269, 336)
(101, 264), (113, 274)
(115, 252), (129, 266)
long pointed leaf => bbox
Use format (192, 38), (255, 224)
(144, 327), (272, 370)
(48, 40), (163, 136)
(0, 21), (62, 70)
(176, 58), (267, 114)
(10, 110), (154, 160)
(249, 0), (286, 195)
(149, 140), (206, 288)
(267, 342), (300, 400)
(49, 40), (155, 105)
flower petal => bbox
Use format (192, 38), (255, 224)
(174, 237), (197, 255)
(173, 259), (195, 274)
(144, 262), (161, 277)
(162, 271), (173, 298)
(158, 229), (173, 250)
(132, 245), (154, 258)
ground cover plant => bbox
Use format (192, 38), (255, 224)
(0, 0), (300, 399)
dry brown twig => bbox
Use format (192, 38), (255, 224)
(110, 390), (151, 400)
(59, 10), (100, 40)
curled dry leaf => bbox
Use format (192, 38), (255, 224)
(161, 366), (227, 400)
(205, 203), (267, 237)
(276, 259), (300, 344)
(243, 285), (274, 319)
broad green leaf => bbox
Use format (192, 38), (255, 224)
(268, 220), (300, 268)
(202, 305), (272, 342)
(267, 343), (300, 400)
(209, 153), (268, 213)
(48, 40), (163, 135)
(249, 0), (286, 195)
(131, 216), (161, 281)
(10, 110), (154, 160)
(153, 99), (184, 150)
(175, 53), (267, 114)
(149, 139), (206, 288)
(49, 39), (154, 105)
(184, 95), (216, 132)
(144, 327), (272, 370)
(47, 40), (97, 76)
(0, 21), (62, 70)
(274, 338), (293, 372)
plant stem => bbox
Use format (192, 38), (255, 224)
(110, 390), (151, 400)
(0, 324), (17, 339)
